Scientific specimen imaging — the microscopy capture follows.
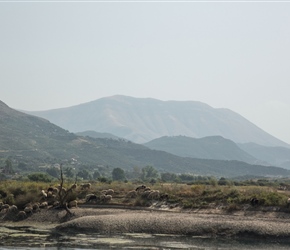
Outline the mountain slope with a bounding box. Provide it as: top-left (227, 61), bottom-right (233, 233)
top-left (238, 143), bottom-right (290, 169)
top-left (1, 100), bottom-right (290, 177)
top-left (144, 135), bottom-right (259, 164)
top-left (26, 95), bottom-right (289, 147)
top-left (76, 130), bottom-right (120, 140)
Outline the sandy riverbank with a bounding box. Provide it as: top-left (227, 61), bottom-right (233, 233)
top-left (2, 206), bottom-right (290, 241)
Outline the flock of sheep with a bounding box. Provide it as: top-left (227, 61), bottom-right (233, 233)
top-left (0, 183), bottom-right (167, 221)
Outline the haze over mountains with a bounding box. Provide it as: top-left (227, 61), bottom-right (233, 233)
top-left (144, 136), bottom-right (258, 164)
top-left (1, 99), bottom-right (290, 177)
top-left (26, 95), bottom-right (289, 147)
top-left (144, 135), bottom-right (290, 169)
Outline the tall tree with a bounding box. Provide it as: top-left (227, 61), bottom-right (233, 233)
top-left (112, 167), bottom-right (125, 181)
top-left (64, 167), bottom-right (75, 178)
top-left (141, 165), bottom-right (159, 181)
top-left (3, 159), bottom-right (14, 174)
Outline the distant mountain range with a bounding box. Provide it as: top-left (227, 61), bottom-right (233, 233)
top-left (237, 143), bottom-right (290, 169)
top-left (144, 135), bottom-right (290, 169)
top-left (1, 99), bottom-right (289, 177)
top-left (144, 136), bottom-right (258, 164)
top-left (26, 95), bottom-right (289, 147)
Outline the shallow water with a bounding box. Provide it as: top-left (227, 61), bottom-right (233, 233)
top-left (1, 226), bottom-right (290, 249)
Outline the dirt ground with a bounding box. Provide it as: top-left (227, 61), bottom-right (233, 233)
top-left (2, 204), bottom-right (290, 240)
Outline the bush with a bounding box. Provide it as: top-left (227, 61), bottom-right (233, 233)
top-left (27, 173), bottom-right (52, 182)
top-left (260, 192), bottom-right (287, 206)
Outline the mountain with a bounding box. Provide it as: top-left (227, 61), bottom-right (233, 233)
top-left (26, 95), bottom-right (289, 147)
top-left (1, 100), bottom-right (290, 178)
top-left (238, 143), bottom-right (290, 170)
top-left (144, 135), bottom-right (259, 164)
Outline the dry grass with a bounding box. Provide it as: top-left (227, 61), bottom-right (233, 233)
top-left (1, 180), bottom-right (290, 211)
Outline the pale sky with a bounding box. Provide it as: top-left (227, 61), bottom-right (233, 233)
top-left (1, 1), bottom-right (290, 144)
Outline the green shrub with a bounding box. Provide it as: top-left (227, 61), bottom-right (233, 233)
top-left (27, 173), bottom-right (52, 182)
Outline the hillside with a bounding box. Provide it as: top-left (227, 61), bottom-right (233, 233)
top-left (238, 143), bottom-right (290, 169)
top-left (144, 135), bottom-right (259, 164)
top-left (76, 130), bottom-right (120, 140)
top-left (1, 100), bottom-right (290, 177)
top-left (26, 95), bottom-right (289, 147)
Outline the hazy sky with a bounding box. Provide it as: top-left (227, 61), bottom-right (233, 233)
top-left (1, 1), bottom-right (290, 144)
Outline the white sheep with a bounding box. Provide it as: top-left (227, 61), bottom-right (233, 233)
top-left (126, 190), bottom-right (137, 198)
top-left (41, 189), bottom-right (48, 198)
top-left (100, 194), bottom-right (112, 202)
top-left (141, 190), bottom-right (152, 198)
top-left (39, 201), bottom-right (48, 208)
top-left (53, 201), bottom-right (60, 207)
top-left (52, 187), bottom-right (59, 194)
top-left (80, 183), bottom-right (91, 190)
top-left (102, 189), bottom-right (114, 196)
top-left (148, 190), bottom-right (160, 200)
top-left (47, 191), bottom-right (53, 198)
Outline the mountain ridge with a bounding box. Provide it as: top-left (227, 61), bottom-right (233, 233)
top-left (25, 95), bottom-right (289, 147)
top-left (144, 135), bottom-right (259, 164)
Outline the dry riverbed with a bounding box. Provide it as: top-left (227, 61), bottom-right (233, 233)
top-left (2, 205), bottom-right (290, 241)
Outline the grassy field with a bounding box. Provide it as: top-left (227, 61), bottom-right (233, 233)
top-left (1, 179), bottom-right (290, 212)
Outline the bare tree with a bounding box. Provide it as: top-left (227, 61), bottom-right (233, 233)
top-left (57, 164), bottom-right (77, 215)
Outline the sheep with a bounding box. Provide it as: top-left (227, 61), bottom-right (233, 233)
top-left (24, 206), bottom-right (33, 214)
top-left (70, 183), bottom-right (77, 189)
top-left (47, 191), bottom-right (53, 198)
top-left (39, 201), bottom-right (48, 208)
top-left (126, 190), bottom-right (137, 198)
top-left (1, 204), bottom-right (10, 212)
top-left (86, 193), bottom-right (98, 203)
top-left (100, 194), bottom-right (112, 202)
top-left (32, 203), bottom-right (40, 212)
top-left (136, 185), bottom-right (146, 192)
top-left (52, 187), bottom-right (59, 194)
top-left (8, 205), bottom-right (18, 213)
top-left (141, 190), bottom-right (152, 198)
top-left (148, 190), bottom-right (160, 200)
top-left (41, 189), bottom-right (48, 199)
top-left (80, 183), bottom-right (91, 190)
top-left (101, 189), bottom-right (114, 196)
top-left (68, 200), bottom-right (78, 208)
top-left (17, 211), bottom-right (27, 220)
top-left (53, 201), bottom-right (60, 207)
